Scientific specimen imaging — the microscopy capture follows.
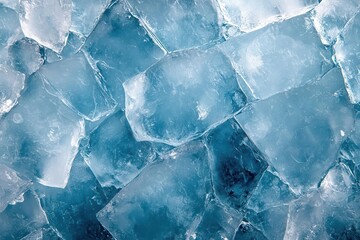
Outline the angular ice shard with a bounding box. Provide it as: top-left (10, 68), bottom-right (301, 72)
top-left (334, 12), bottom-right (360, 104)
top-left (285, 177), bottom-right (360, 240)
top-left (19, 0), bottom-right (72, 53)
top-left (83, 110), bottom-right (156, 188)
top-left (97, 141), bottom-right (211, 239)
top-left (234, 221), bottom-right (267, 240)
top-left (339, 116), bottom-right (360, 167)
top-left (0, 190), bottom-right (48, 240)
top-left (0, 164), bottom-right (31, 213)
top-left (205, 119), bottom-right (267, 209)
top-left (219, 13), bottom-right (333, 100)
top-left (8, 38), bottom-right (44, 76)
top-left (218, 0), bottom-right (319, 32)
top-left (21, 227), bottom-right (63, 240)
top-left (38, 52), bottom-right (115, 121)
top-left (36, 156), bottom-right (115, 239)
top-left (0, 5), bottom-right (23, 51)
top-left (187, 199), bottom-right (242, 240)
top-left (71, 0), bottom-right (110, 37)
top-left (246, 170), bottom-right (297, 212)
top-left (236, 68), bottom-right (355, 193)
top-left (0, 76), bottom-right (85, 188)
top-left (0, 0), bottom-right (19, 10)
top-left (312, 0), bottom-right (360, 45)
top-left (246, 205), bottom-right (289, 240)
top-left (124, 48), bottom-right (246, 146)
top-left (127, 0), bottom-right (222, 51)
top-left (0, 65), bottom-right (25, 116)
top-left (84, 0), bottom-right (165, 106)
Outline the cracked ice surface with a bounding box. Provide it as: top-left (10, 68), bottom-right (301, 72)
top-left (1, 0), bottom-right (360, 239)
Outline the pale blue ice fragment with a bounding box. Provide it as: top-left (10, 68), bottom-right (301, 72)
top-left (234, 221), bottom-right (268, 240)
top-left (124, 48), bottom-right (246, 146)
top-left (312, 0), bottom-right (360, 45)
top-left (334, 12), bottom-right (360, 104)
top-left (0, 164), bottom-right (31, 213)
top-left (285, 166), bottom-right (360, 240)
top-left (205, 119), bottom-right (267, 209)
top-left (246, 169), bottom-right (297, 212)
top-left (0, 5), bottom-right (23, 53)
top-left (70, 0), bottom-right (111, 37)
top-left (84, 0), bottom-right (165, 107)
top-left (21, 227), bottom-right (64, 240)
top-left (246, 205), bottom-right (289, 240)
top-left (219, 13), bottom-right (333, 100)
top-left (8, 37), bottom-right (44, 76)
top-left (187, 199), bottom-right (242, 240)
top-left (36, 156), bottom-right (115, 240)
top-left (0, 0), bottom-right (19, 11)
top-left (19, 0), bottom-right (72, 53)
top-left (339, 115), bottom-right (360, 168)
top-left (236, 68), bottom-right (355, 193)
top-left (38, 52), bottom-right (116, 121)
top-left (97, 141), bottom-right (211, 240)
top-left (127, 0), bottom-right (222, 51)
top-left (218, 0), bottom-right (319, 33)
top-left (0, 190), bottom-right (48, 240)
top-left (0, 76), bottom-right (85, 188)
top-left (0, 64), bottom-right (25, 116)
top-left (83, 110), bottom-right (156, 188)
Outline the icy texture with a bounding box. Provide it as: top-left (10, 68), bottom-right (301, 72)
top-left (0, 76), bottom-right (85, 188)
top-left (84, 0), bottom-right (165, 106)
top-left (21, 227), bottom-right (63, 240)
top-left (19, 0), bottom-right (72, 53)
top-left (285, 164), bottom-right (360, 239)
top-left (97, 141), bottom-right (211, 239)
top-left (205, 119), bottom-right (267, 209)
top-left (188, 199), bottom-right (242, 240)
top-left (0, 65), bottom-right (25, 115)
top-left (246, 170), bottom-right (296, 212)
top-left (0, 190), bottom-right (48, 240)
top-left (71, 0), bottom-right (110, 37)
top-left (8, 38), bottom-right (44, 76)
top-left (38, 52), bottom-right (115, 121)
top-left (127, 0), bottom-right (222, 51)
top-left (0, 164), bottom-right (31, 213)
top-left (312, 0), bottom-right (360, 45)
top-left (83, 110), bottom-right (156, 188)
top-left (219, 13), bottom-right (333, 100)
top-left (334, 12), bottom-right (360, 104)
top-left (234, 221), bottom-right (267, 240)
top-left (36, 156), bottom-right (115, 239)
top-left (246, 205), bottom-right (289, 240)
top-left (0, 0), bottom-right (19, 10)
top-left (124, 48), bottom-right (246, 146)
top-left (0, 5), bottom-right (22, 52)
top-left (236, 68), bottom-right (355, 193)
top-left (218, 0), bottom-right (319, 32)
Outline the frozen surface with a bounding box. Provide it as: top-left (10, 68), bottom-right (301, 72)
top-left (220, 13), bottom-right (333, 100)
top-left (127, 0), bottom-right (222, 51)
top-left (205, 119), bottom-right (267, 209)
top-left (0, 65), bottom-right (25, 116)
top-left (124, 48), bottom-right (246, 146)
top-left (0, 5), bottom-right (23, 52)
top-left (0, 190), bottom-right (48, 240)
top-left (84, 0), bottom-right (165, 106)
top-left (8, 37), bottom-right (44, 76)
top-left (234, 221), bottom-right (268, 240)
top-left (187, 199), bottom-right (242, 240)
top-left (97, 141), bottom-right (211, 239)
top-left (0, 76), bottom-right (85, 188)
top-left (19, 0), bottom-right (72, 53)
top-left (246, 169), bottom-right (296, 212)
top-left (334, 12), bottom-right (360, 104)
top-left (83, 110), bottom-right (156, 188)
top-left (218, 0), bottom-right (319, 32)
top-left (71, 0), bottom-right (110, 37)
top-left (0, 164), bottom-right (31, 213)
top-left (38, 52), bottom-right (115, 121)
top-left (312, 0), bottom-right (360, 45)
top-left (36, 156), bottom-right (115, 239)
top-left (236, 68), bottom-right (355, 193)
